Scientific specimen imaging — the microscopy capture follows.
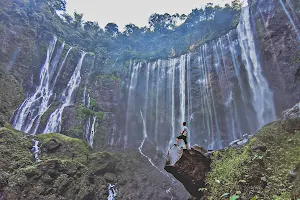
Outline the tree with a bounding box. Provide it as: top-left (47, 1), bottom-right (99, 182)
top-left (124, 23), bottom-right (140, 36)
top-left (73, 11), bottom-right (83, 29)
top-left (62, 12), bottom-right (73, 24)
top-left (205, 3), bottom-right (215, 20)
top-left (53, 0), bottom-right (66, 11)
top-left (148, 13), bottom-right (175, 32)
top-left (105, 23), bottom-right (119, 36)
top-left (84, 21), bottom-right (100, 32)
top-left (232, 0), bottom-right (242, 10)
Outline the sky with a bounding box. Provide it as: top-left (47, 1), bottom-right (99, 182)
top-left (66, 0), bottom-right (234, 30)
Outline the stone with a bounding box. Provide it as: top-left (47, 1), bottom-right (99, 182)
top-left (164, 146), bottom-right (211, 199)
top-left (282, 102), bottom-right (300, 120)
top-left (251, 145), bottom-right (267, 152)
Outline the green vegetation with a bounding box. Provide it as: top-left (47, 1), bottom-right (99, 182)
top-left (40, 103), bottom-right (59, 125)
top-left (0, 127), bottom-right (32, 171)
top-left (35, 133), bottom-right (90, 163)
top-left (206, 119), bottom-right (300, 199)
top-left (2, 0), bottom-right (243, 66)
top-left (0, 125), bottom-right (166, 200)
top-left (96, 74), bottom-right (121, 81)
top-left (75, 104), bottom-right (104, 120)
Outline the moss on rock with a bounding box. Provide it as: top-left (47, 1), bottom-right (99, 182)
top-left (205, 119), bottom-right (300, 199)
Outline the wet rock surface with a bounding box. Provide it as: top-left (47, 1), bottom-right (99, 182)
top-left (282, 101), bottom-right (300, 120)
top-left (165, 146), bottom-right (211, 199)
top-left (0, 128), bottom-right (190, 200)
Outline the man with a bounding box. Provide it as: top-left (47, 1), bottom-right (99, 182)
top-left (175, 122), bottom-right (189, 149)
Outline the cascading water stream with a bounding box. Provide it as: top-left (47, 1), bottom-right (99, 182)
top-left (168, 60), bottom-right (176, 148)
top-left (237, 7), bottom-right (276, 129)
top-left (89, 116), bottom-right (97, 148)
top-left (179, 55), bottom-right (186, 129)
top-left (44, 52), bottom-right (86, 133)
top-left (83, 86), bottom-right (91, 108)
top-left (12, 37), bottom-right (72, 134)
top-left (277, 0), bottom-right (300, 42)
top-left (154, 60), bottom-right (161, 147)
top-left (124, 62), bottom-right (140, 148)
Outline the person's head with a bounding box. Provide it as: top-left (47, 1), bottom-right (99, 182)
top-left (183, 122), bottom-right (186, 126)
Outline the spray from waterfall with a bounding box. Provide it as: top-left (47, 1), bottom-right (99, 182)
top-left (44, 52), bottom-right (86, 133)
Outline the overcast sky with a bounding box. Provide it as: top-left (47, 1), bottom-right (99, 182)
top-left (66, 0), bottom-right (234, 30)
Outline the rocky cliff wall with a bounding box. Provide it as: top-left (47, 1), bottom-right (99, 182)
top-left (251, 0), bottom-right (300, 114)
top-left (1, 0), bottom-right (300, 152)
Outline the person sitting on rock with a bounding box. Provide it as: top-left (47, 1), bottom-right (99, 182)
top-left (174, 122), bottom-right (189, 149)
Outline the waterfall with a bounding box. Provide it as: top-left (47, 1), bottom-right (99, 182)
top-left (237, 7), bottom-right (276, 130)
top-left (123, 6), bottom-right (276, 151)
top-left (278, 0), bottom-right (300, 42)
top-left (83, 86), bottom-right (91, 108)
top-left (168, 59), bottom-right (176, 148)
top-left (89, 116), bottom-right (97, 148)
top-left (186, 53), bottom-right (192, 149)
top-left (44, 52), bottom-right (86, 133)
top-left (154, 61), bottom-right (161, 147)
top-left (31, 139), bottom-right (41, 162)
top-left (179, 55), bottom-right (186, 128)
top-left (12, 37), bottom-right (72, 134)
top-left (124, 62), bottom-right (140, 148)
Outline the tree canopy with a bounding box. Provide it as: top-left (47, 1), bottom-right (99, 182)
top-left (9, 0), bottom-right (243, 62)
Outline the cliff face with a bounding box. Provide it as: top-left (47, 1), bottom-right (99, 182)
top-left (1, 0), bottom-right (299, 153)
top-left (251, 0), bottom-right (300, 114)
top-left (0, 0), bottom-right (300, 199)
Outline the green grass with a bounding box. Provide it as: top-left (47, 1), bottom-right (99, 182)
top-left (206, 120), bottom-right (300, 199)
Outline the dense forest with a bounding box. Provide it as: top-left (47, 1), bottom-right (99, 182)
top-left (1, 0), bottom-right (242, 62)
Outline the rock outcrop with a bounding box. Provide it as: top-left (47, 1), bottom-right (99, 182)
top-left (282, 101), bottom-right (300, 119)
top-left (165, 146), bottom-right (211, 199)
top-left (0, 127), bottom-right (190, 200)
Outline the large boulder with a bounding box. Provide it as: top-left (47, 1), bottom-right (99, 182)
top-left (282, 102), bottom-right (300, 120)
top-left (164, 146), bottom-right (211, 199)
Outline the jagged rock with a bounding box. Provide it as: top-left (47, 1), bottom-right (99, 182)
top-left (164, 146), bottom-right (211, 199)
top-left (282, 102), bottom-right (300, 120)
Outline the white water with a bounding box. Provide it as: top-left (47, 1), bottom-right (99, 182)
top-left (124, 62), bottom-right (139, 148)
top-left (12, 37), bottom-right (72, 134)
top-left (237, 7), bottom-right (276, 129)
top-left (44, 52), bottom-right (86, 133)
top-left (83, 86), bottom-right (91, 108)
top-left (179, 55), bottom-right (186, 130)
top-left (154, 61), bottom-right (161, 146)
top-left (107, 183), bottom-right (117, 200)
top-left (32, 139), bottom-right (41, 162)
top-left (168, 59), bottom-right (176, 148)
top-left (186, 53), bottom-right (192, 149)
top-left (278, 0), bottom-right (300, 41)
top-left (89, 116), bottom-right (97, 148)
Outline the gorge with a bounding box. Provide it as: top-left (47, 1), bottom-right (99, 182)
top-left (0, 0), bottom-right (300, 199)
